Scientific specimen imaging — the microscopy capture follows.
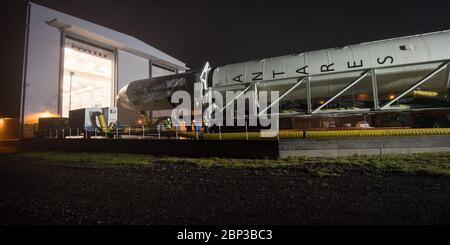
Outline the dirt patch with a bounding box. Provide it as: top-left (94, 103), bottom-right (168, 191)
top-left (0, 158), bottom-right (449, 225)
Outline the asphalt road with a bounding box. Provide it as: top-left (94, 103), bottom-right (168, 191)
top-left (0, 157), bottom-right (449, 225)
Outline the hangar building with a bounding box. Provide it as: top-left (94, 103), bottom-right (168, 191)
top-left (21, 2), bottom-right (187, 137)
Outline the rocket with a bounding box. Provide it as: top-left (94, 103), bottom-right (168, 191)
top-left (117, 30), bottom-right (450, 118)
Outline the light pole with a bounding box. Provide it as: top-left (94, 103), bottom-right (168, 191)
top-left (69, 71), bottom-right (75, 113)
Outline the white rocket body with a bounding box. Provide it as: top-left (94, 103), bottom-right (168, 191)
top-left (118, 30), bottom-right (450, 114)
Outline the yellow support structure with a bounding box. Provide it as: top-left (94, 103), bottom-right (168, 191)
top-left (95, 113), bottom-right (116, 133)
top-left (97, 114), bottom-right (108, 133)
top-left (178, 128), bottom-right (450, 140)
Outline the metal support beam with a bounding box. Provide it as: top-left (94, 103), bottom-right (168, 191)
top-left (258, 77), bottom-right (307, 116)
top-left (57, 31), bottom-right (66, 116)
top-left (20, 3), bottom-right (31, 139)
top-left (371, 69), bottom-right (379, 110)
top-left (219, 84), bottom-right (253, 113)
top-left (380, 62), bottom-right (449, 110)
top-left (312, 70), bottom-right (371, 114)
top-left (445, 66), bottom-right (450, 98)
top-left (149, 59), bottom-right (153, 78)
top-left (254, 82), bottom-right (259, 110)
top-left (306, 77), bottom-right (312, 114)
top-left (253, 82), bottom-right (259, 121)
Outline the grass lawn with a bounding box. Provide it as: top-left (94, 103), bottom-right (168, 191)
top-left (7, 150), bottom-right (450, 177)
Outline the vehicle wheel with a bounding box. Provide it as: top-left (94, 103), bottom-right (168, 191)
top-left (432, 121), bottom-right (447, 128)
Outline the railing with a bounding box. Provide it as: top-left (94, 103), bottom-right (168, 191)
top-left (36, 126), bottom-right (450, 140)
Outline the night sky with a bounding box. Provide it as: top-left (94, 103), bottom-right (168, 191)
top-left (2, 0), bottom-right (450, 117)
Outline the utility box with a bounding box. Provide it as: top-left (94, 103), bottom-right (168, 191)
top-left (68, 109), bottom-right (85, 130)
top-left (38, 117), bottom-right (69, 131)
top-left (37, 117), bottom-right (69, 138)
top-left (69, 107), bottom-right (117, 131)
top-left (69, 107), bottom-right (102, 131)
top-left (102, 107), bottom-right (118, 126)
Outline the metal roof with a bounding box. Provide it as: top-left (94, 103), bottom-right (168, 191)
top-left (30, 2), bottom-right (188, 71)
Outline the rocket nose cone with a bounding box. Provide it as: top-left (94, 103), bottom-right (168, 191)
top-left (116, 84), bottom-right (129, 105)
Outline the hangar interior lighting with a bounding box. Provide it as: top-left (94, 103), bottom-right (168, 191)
top-left (61, 38), bottom-right (114, 117)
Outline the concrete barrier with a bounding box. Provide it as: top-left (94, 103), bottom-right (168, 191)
top-left (20, 135), bottom-right (450, 159)
top-left (279, 135), bottom-right (450, 158)
top-left (21, 138), bottom-right (279, 159)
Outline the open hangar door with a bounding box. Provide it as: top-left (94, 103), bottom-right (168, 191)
top-left (61, 37), bottom-right (115, 118)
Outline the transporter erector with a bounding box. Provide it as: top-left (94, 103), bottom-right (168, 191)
top-left (117, 30), bottom-right (450, 129)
